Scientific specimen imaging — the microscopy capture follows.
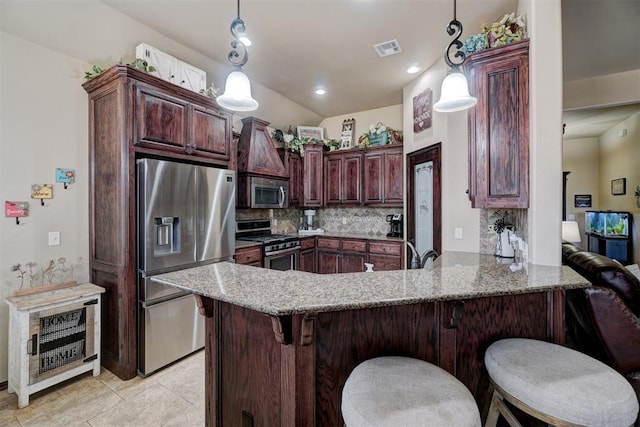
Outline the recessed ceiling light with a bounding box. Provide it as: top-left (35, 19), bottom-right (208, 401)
top-left (407, 65), bottom-right (421, 74)
top-left (315, 88), bottom-right (326, 95)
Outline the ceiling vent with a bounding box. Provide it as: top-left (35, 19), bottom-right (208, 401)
top-left (373, 39), bottom-right (402, 58)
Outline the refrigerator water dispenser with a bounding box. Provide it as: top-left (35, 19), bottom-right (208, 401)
top-left (154, 217), bottom-right (181, 255)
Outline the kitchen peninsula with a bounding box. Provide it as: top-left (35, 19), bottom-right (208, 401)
top-left (152, 252), bottom-right (589, 426)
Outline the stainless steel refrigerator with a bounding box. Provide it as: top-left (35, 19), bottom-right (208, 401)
top-left (137, 158), bottom-right (235, 376)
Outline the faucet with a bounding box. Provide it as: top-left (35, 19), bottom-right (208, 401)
top-left (406, 241), bottom-right (439, 269)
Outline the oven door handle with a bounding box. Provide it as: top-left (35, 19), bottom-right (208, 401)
top-left (278, 186), bottom-right (285, 208)
top-left (265, 247), bottom-right (300, 257)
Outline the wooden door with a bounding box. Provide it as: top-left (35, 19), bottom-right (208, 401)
top-left (303, 145), bottom-right (324, 207)
top-left (134, 84), bottom-right (188, 152)
top-left (340, 252), bottom-right (367, 273)
top-left (299, 249), bottom-right (315, 273)
top-left (382, 147), bottom-right (403, 206)
top-left (466, 40), bottom-right (529, 208)
top-left (342, 153), bottom-right (362, 205)
top-left (324, 155), bottom-right (343, 205)
top-left (283, 151), bottom-right (302, 206)
top-left (190, 105), bottom-right (231, 161)
top-left (317, 251), bottom-right (340, 274)
top-left (406, 144), bottom-right (442, 267)
top-left (363, 151), bottom-right (384, 204)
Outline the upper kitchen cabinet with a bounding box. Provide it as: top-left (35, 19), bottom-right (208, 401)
top-left (82, 65), bottom-right (233, 381)
top-left (325, 150), bottom-right (362, 206)
top-left (136, 43), bottom-right (207, 93)
top-left (363, 145), bottom-right (403, 207)
top-left (134, 82), bottom-right (232, 163)
top-left (466, 40), bottom-right (529, 209)
top-left (279, 143), bottom-right (324, 207)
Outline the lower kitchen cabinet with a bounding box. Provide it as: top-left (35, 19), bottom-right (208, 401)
top-left (368, 241), bottom-right (403, 271)
top-left (235, 245), bottom-right (262, 267)
top-left (299, 237), bottom-right (316, 273)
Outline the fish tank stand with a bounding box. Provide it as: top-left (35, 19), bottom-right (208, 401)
top-left (585, 210), bottom-right (633, 264)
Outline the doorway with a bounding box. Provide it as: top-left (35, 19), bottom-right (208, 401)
top-left (406, 144), bottom-right (442, 266)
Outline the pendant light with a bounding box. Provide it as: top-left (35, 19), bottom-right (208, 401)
top-left (433, 0), bottom-right (477, 113)
top-left (216, 0), bottom-right (259, 112)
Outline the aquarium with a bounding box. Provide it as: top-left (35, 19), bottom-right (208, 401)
top-left (585, 211), bottom-right (629, 237)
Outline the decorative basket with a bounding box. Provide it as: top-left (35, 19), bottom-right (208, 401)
top-left (368, 131), bottom-right (389, 146)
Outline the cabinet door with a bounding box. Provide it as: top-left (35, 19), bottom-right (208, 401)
top-left (299, 249), bottom-right (316, 273)
top-left (177, 61), bottom-right (207, 93)
top-left (135, 84), bottom-right (188, 152)
top-left (190, 105), bottom-right (231, 161)
top-left (363, 152), bottom-right (384, 204)
top-left (317, 251), bottom-right (340, 274)
top-left (382, 148), bottom-right (403, 206)
top-left (467, 41), bottom-right (529, 208)
top-left (324, 156), bottom-right (343, 205)
top-left (284, 152), bottom-right (302, 206)
top-left (340, 252), bottom-right (367, 273)
top-left (342, 153), bottom-right (362, 205)
top-left (303, 145), bottom-right (324, 207)
top-left (235, 246), bottom-right (262, 266)
top-left (136, 44), bottom-right (178, 84)
top-left (368, 254), bottom-right (402, 271)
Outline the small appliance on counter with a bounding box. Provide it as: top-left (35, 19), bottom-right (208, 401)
top-left (298, 209), bottom-right (324, 235)
top-left (386, 214), bottom-right (403, 238)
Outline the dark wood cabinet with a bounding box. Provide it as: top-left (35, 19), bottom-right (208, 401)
top-left (278, 144), bottom-right (324, 207)
top-left (279, 150), bottom-right (302, 206)
top-left (368, 241), bottom-right (403, 271)
top-left (134, 82), bottom-right (231, 162)
top-left (466, 40), bottom-right (529, 208)
top-left (363, 145), bottom-right (403, 207)
top-left (325, 150), bottom-right (362, 206)
top-left (299, 237), bottom-right (316, 273)
top-left (235, 245), bottom-right (263, 267)
top-left (315, 237), bottom-right (401, 274)
top-left (302, 144), bottom-right (324, 207)
top-left (82, 65), bottom-right (232, 380)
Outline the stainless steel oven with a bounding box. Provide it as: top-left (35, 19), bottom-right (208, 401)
top-left (237, 219), bottom-right (300, 271)
top-left (263, 243), bottom-right (300, 271)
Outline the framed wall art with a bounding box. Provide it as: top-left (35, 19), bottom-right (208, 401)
top-left (297, 126), bottom-right (324, 140)
top-left (574, 194), bottom-right (592, 208)
top-left (340, 118), bottom-right (355, 149)
top-left (413, 88), bottom-right (432, 133)
top-left (611, 178), bottom-right (626, 195)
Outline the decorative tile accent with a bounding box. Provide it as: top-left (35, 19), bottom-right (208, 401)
top-left (480, 209), bottom-right (528, 255)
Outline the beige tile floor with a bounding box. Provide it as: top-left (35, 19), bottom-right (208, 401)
top-left (0, 350), bottom-right (205, 426)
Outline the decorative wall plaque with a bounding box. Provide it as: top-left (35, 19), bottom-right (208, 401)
top-left (413, 88), bottom-right (432, 133)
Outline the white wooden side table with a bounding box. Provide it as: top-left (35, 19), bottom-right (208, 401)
top-left (5, 283), bottom-right (105, 408)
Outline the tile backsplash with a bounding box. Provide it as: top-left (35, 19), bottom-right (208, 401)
top-left (480, 209), bottom-right (528, 255)
top-left (237, 207), bottom-right (402, 236)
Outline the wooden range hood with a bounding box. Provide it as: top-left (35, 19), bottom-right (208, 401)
top-left (236, 116), bottom-right (288, 179)
top-left (236, 116), bottom-right (289, 208)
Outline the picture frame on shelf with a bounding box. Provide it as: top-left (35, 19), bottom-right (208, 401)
top-left (297, 126), bottom-right (324, 140)
top-left (611, 178), bottom-right (626, 195)
top-left (340, 118), bottom-right (355, 149)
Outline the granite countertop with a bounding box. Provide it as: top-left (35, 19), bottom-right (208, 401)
top-left (151, 251), bottom-right (589, 316)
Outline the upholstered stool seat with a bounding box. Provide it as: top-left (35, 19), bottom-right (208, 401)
top-left (485, 338), bottom-right (639, 427)
top-left (341, 356), bottom-right (481, 427)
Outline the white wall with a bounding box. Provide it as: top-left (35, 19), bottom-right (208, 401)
top-left (564, 70), bottom-right (640, 110)
top-left (599, 112), bottom-right (640, 211)
top-left (319, 105), bottom-right (402, 142)
top-left (563, 136), bottom-right (600, 248)
top-left (520, 0), bottom-right (564, 265)
top-left (0, 32), bottom-right (91, 383)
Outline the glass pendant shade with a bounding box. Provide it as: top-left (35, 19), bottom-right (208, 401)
top-left (433, 71), bottom-right (477, 112)
top-left (217, 70), bottom-right (259, 112)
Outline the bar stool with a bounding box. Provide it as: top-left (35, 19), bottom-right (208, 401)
top-left (484, 338), bottom-right (639, 427)
top-left (341, 356), bottom-right (481, 426)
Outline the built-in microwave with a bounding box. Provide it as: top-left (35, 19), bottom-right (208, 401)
top-left (250, 177), bottom-right (289, 209)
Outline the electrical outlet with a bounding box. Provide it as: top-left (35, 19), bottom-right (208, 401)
top-left (487, 225), bottom-right (494, 233)
top-left (48, 231), bottom-right (61, 246)
top-left (454, 227), bottom-right (463, 239)
top-left (342, 217), bottom-right (347, 225)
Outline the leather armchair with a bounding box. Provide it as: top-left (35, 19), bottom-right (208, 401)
top-left (563, 243), bottom-right (640, 423)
